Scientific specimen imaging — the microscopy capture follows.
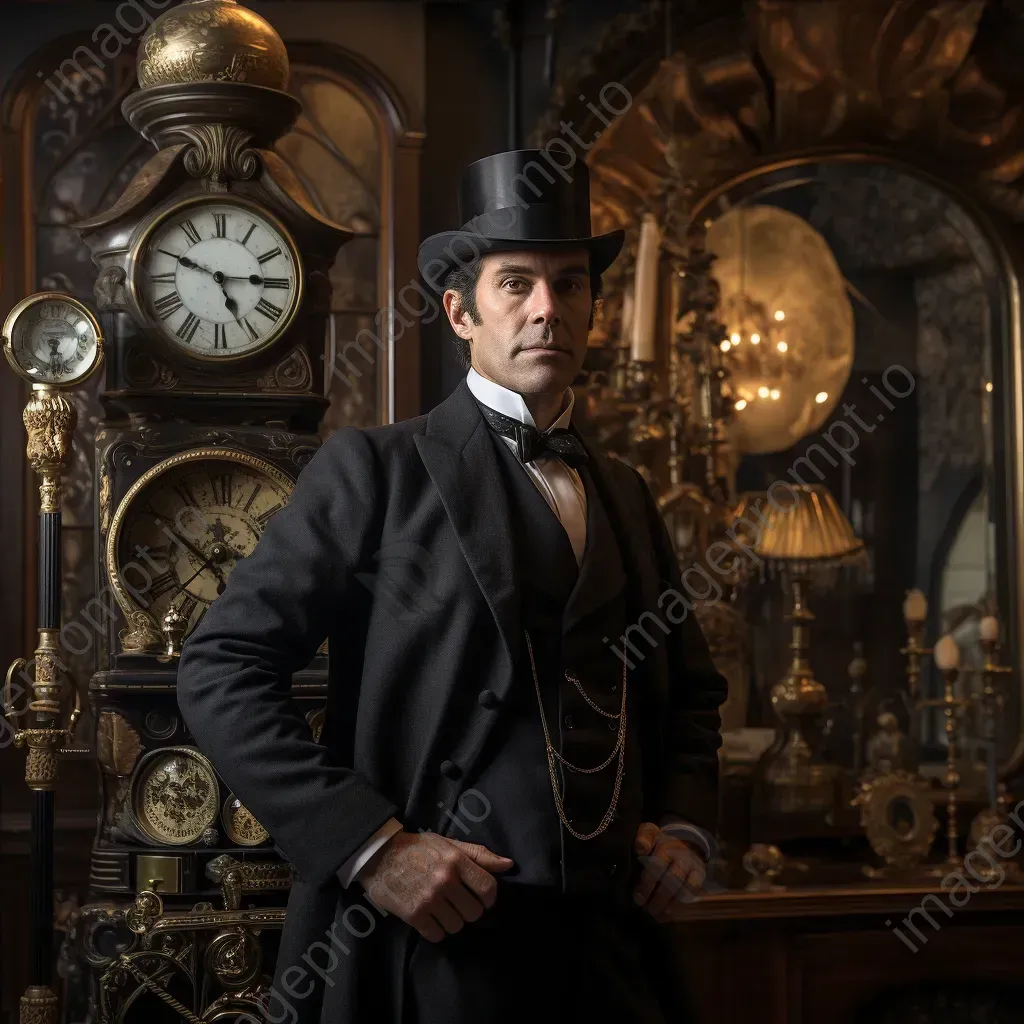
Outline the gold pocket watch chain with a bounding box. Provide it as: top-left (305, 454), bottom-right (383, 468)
top-left (523, 629), bottom-right (628, 841)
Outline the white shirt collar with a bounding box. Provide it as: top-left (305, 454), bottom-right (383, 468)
top-left (466, 367), bottom-right (574, 431)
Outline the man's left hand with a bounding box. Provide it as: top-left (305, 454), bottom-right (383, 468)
top-left (632, 821), bottom-right (705, 922)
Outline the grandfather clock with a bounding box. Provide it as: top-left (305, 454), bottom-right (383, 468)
top-left (61, 3), bottom-right (351, 1019)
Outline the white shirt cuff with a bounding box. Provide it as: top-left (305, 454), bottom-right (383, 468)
top-left (336, 817), bottom-right (404, 888)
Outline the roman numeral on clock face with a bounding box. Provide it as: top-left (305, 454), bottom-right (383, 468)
top-left (213, 213), bottom-right (227, 238)
top-left (213, 323), bottom-right (228, 349)
top-left (257, 247), bottom-right (282, 264)
top-left (211, 472), bottom-right (232, 506)
top-left (240, 317), bottom-right (260, 342)
top-left (254, 297), bottom-right (283, 321)
top-left (262, 278), bottom-right (290, 289)
top-left (241, 222), bottom-right (257, 245)
top-left (154, 291), bottom-right (183, 319)
top-left (255, 503), bottom-right (283, 527)
top-left (148, 571), bottom-right (179, 601)
top-left (150, 272), bottom-right (175, 283)
top-left (176, 312), bottom-right (201, 344)
top-left (181, 219), bottom-right (202, 245)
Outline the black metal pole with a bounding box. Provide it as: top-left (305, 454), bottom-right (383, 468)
top-left (29, 507), bottom-right (62, 989)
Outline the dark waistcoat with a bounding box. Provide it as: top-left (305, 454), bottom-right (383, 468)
top-left (459, 431), bottom-right (645, 905)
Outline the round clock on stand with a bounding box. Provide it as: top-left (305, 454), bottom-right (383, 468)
top-left (1, 291), bottom-right (103, 1024)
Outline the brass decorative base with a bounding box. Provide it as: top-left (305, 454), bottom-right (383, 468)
top-left (20, 986), bottom-right (58, 1024)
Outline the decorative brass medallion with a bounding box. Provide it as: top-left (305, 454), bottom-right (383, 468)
top-left (2, 291), bottom-right (103, 387)
top-left (852, 769), bottom-right (938, 873)
top-left (221, 793), bottom-right (269, 846)
top-left (129, 746), bottom-right (220, 845)
top-left (127, 194), bottom-right (304, 364)
top-left (106, 448), bottom-right (294, 654)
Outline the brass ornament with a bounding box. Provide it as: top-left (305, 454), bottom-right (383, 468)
top-left (852, 769), bottom-right (939, 874)
top-left (22, 390), bottom-right (75, 513)
top-left (206, 853), bottom-right (294, 894)
top-left (179, 123), bottom-right (259, 183)
top-left (137, 0), bottom-right (290, 92)
top-left (128, 746), bottom-right (220, 846)
top-left (221, 793), bottom-right (269, 846)
top-left (19, 985), bottom-right (58, 1024)
top-left (125, 889), bottom-right (165, 935)
top-left (17, 732), bottom-right (59, 791)
top-left (97, 712), bottom-right (143, 777)
top-left (255, 347), bottom-right (314, 392)
top-left (205, 928), bottom-right (262, 989)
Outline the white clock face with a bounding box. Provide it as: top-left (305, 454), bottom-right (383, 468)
top-left (136, 202), bottom-right (300, 358)
top-left (4, 295), bottom-right (101, 385)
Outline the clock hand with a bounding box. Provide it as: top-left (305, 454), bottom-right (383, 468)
top-left (165, 528), bottom-right (226, 582)
top-left (177, 255), bottom-right (214, 275)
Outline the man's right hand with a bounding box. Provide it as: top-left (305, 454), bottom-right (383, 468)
top-left (355, 830), bottom-right (514, 942)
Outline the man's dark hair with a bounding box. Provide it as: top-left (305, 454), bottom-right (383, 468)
top-left (443, 255), bottom-right (605, 368)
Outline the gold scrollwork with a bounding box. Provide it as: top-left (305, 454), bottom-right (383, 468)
top-left (255, 347), bottom-right (313, 392)
top-left (23, 390), bottom-right (75, 513)
top-left (97, 712), bottom-right (143, 777)
top-left (852, 769), bottom-right (939, 874)
top-left (179, 123), bottom-right (260, 182)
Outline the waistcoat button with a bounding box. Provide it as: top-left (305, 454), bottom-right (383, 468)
top-left (439, 759), bottom-right (462, 780)
top-left (478, 689), bottom-right (501, 709)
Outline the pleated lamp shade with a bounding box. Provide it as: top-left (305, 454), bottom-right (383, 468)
top-left (750, 484), bottom-right (864, 574)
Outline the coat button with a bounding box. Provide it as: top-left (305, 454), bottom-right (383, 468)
top-left (439, 759), bottom-right (462, 780)
top-left (563, 714), bottom-right (574, 729)
top-left (478, 689), bottom-right (500, 709)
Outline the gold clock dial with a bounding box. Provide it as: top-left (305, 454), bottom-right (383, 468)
top-left (222, 793), bottom-right (270, 846)
top-left (132, 197), bottom-right (302, 360)
top-left (3, 291), bottom-right (102, 386)
top-left (108, 449), bottom-right (294, 647)
top-left (130, 746), bottom-right (220, 846)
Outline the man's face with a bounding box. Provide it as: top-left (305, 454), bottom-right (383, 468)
top-left (444, 249), bottom-right (593, 396)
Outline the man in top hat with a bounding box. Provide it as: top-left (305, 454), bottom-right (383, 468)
top-left (176, 149), bottom-right (726, 1024)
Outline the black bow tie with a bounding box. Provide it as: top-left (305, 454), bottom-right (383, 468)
top-left (476, 402), bottom-right (589, 469)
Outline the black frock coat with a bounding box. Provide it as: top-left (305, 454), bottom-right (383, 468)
top-left (175, 378), bottom-right (726, 1024)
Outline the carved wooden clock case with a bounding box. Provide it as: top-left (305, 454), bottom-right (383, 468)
top-left (78, 77), bottom-right (350, 901)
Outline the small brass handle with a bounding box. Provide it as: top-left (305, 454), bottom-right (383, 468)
top-left (3, 658), bottom-right (28, 726)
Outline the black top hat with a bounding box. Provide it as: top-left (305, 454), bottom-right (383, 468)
top-left (417, 149), bottom-right (624, 293)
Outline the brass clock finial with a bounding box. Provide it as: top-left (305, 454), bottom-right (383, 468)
top-left (137, 0), bottom-right (289, 91)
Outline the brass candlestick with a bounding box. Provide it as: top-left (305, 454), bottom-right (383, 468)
top-left (977, 615), bottom-right (1012, 809)
top-left (900, 588), bottom-right (932, 700)
top-left (919, 635), bottom-right (971, 868)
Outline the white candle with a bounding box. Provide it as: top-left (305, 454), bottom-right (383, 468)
top-left (980, 616), bottom-right (1000, 642)
top-left (933, 634), bottom-right (960, 671)
top-left (631, 213), bottom-right (661, 362)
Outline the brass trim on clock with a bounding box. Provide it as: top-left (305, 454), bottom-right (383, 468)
top-left (124, 192), bottom-right (305, 366)
top-left (128, 744), bottom-right (221, 846)
top-left (2, 290), bottom-right (104, 388)
top-left (105, 447), bottom-right (295, 653)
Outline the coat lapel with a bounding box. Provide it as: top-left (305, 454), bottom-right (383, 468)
top-left (414, 380), bottom-right (521, 693)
